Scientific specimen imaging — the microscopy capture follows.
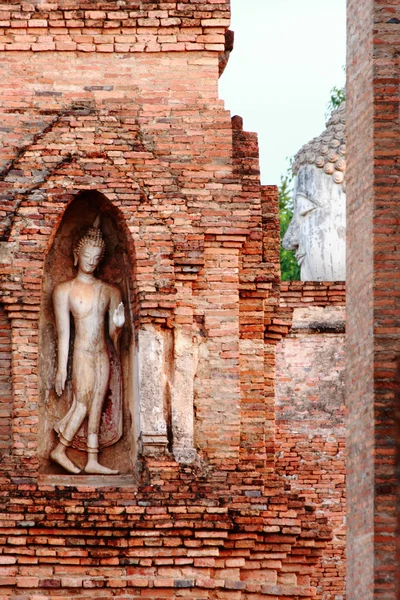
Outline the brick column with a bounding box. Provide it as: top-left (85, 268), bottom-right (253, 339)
top-left (347, 0), bottom-right (400, 597)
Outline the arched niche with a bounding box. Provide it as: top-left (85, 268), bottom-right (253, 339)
top-left (38, 191), bottom-right (137, 474)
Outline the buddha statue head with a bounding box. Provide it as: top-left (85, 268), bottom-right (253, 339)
top-left (282, 103), bottom-right (346, 281)
top-left (73, 216), bottom-right (106, 270)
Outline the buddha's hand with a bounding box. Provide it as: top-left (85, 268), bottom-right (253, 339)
top-left (55, 368), bottom-right (67, 397)
top-left (113, 302), bottom-right (125, 328)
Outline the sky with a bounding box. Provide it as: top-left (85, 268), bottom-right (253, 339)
top-left (219, 0), bottom-right (347, 186)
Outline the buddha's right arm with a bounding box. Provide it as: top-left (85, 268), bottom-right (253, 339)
top-left (53, 284), bottom-right (70, 395)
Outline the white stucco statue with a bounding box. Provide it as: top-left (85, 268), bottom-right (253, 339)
top-left (282, 103), bottom-right (346, 281)
top-left (50, 217), bottom-right (125, 475)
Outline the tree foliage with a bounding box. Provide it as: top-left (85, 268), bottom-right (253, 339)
top-left (325, 70), bottom-right (346, 118)
top-left (325, 85), bottom-right (346, 118)
top-left (279, 173), bottom-right (300, 281)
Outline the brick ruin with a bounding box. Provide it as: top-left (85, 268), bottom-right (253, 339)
top-left (0, 2), bottom-right (347, 598)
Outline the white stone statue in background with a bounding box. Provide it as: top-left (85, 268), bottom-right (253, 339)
top-left (282, 103), bottom-right (346, 281)
top-left (51, 217), bottom-right (125, 475)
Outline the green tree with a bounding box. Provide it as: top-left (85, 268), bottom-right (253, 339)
top-left (325, 85), bottom-right (346, 118)
top-left (326, 69), bottom-right (346, 118)
top-left (279, 173), bottom-right (300, 281)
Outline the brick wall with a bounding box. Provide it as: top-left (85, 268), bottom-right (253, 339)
top-left (347, 0), bottom-right (400, 597)
top-left (275, 283), bottom-right (346, 600)
top-left (346, 0), bottom-right (375, 596)
top-left (265, 282), bottom-right (346, 343)
top-left (0, 2), bottom-right (230, 54)
top-left (0, 306), bottom-right (11, 455)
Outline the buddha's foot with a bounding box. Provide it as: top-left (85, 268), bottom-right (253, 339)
top-left (50, 447), bottom-right (81, 474)
top-left (84, 459), bottom-right (119, 475)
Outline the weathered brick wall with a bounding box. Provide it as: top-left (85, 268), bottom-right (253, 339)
top-left (346, 0), bottom-right (375, 595)
top-left (347, 0), bottom-right (400, 597)
top-left (275, 283), bottom-right (346, 600)
top-left (0, 1), bottom-right (230, 54)
top-left (280, 282), bottom-right (345, 308)
top-left (0, 474), bottom-right (332, 597)
top-left (233, 118), bottom-right (279, 473)
top-left (0, 305), bottom-right (11, 455)
top-left (0, 2), bottom-right (341, 597)
top-left (266, 282), bottom-right (346, 343)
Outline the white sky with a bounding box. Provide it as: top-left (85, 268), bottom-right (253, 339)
top-left (219, 0), bottom-right (346, 185)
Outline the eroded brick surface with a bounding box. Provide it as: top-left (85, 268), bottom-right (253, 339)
top-left (0, 306), bottom-right (11, 455)
top-left (275, 284), bottom-right (346, 600)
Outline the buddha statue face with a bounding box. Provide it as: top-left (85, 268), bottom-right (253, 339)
top-left (77, 243), bottom-right (103, 275)
top-left (282, 164), bottom-right (346, 281)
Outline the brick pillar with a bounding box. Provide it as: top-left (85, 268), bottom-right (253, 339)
top-left (347, 0), bottom-right (399, 597)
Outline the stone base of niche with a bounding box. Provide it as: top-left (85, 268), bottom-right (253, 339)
top-left (38, 474), bottom-right (139, 488)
